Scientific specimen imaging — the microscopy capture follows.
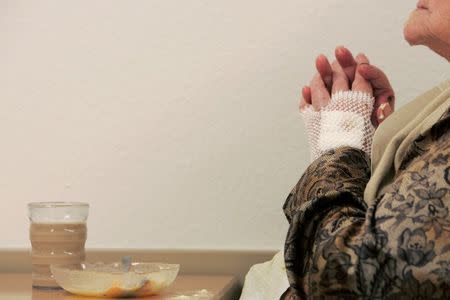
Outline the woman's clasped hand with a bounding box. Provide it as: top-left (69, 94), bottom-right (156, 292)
top-left (300, 46), bottom-right (395, 127)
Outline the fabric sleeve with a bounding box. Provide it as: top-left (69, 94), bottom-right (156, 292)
top-left (281, 107), bottom-right (450, 300)
top-left (281, 146), bottom-right (371, 299)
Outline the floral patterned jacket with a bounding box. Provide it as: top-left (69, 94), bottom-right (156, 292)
top-left (281, 108), bottom-right (450, 299)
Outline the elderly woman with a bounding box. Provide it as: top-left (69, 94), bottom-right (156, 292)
top-left (241, 1), bottom-right (449, 299)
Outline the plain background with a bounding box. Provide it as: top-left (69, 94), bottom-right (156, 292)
top-left (1, 0), bottom-right (449, 250)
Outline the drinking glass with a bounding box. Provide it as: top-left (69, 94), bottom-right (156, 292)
top-left (28, 202), bottom-right (89, 289)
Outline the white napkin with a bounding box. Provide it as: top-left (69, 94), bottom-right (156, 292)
top-left (240, 251), bottom-right (289, 300)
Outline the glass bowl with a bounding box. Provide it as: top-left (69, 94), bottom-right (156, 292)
top-left (50, 262), bottom-right (180, 298)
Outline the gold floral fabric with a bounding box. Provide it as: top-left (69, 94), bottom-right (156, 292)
top-left (281, 109), bottom-right (450, 299)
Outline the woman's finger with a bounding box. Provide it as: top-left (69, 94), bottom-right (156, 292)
top-left (310, 73), bottom-right (330, 110)
top-left (335, 46), bottom-right (357, 83)
top-left (299, 86), bottom-right (312, 110)
top-left (315, 55), bottom-right (333, 92)
top-left (358, 64), bottom-right (395, 126)
top-left (302, 86), bottom-right (312, 104)
top-left (331, 60), bottom-right (349, 94)
top-left (358, 64), bottom-right (395, 108)
top-left (351, 53), bottom-right (373, 94)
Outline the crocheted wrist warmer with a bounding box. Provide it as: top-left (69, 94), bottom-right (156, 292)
top-left (301, 91), bottom-right (375, 161)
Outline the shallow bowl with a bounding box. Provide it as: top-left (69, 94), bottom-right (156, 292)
top-left (51, 262), bottom-right (179, 298)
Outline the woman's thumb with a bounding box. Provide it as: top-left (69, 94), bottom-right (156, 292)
top-left (358, 64), bottom-right (393, 94)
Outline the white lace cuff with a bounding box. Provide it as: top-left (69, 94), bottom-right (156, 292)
top-left (301, 91), bottom-right (375, 161)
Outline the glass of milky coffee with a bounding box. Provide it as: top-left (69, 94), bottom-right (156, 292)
top-left (28, 202), bottom-right (89, 289)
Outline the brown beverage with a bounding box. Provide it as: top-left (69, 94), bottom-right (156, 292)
top-left (30, 222), bottom-right (87, 288)
top-left (28, 202), bottom-right (89, 288)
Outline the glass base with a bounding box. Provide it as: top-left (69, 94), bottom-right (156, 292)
top-left (32, 285), bottom-right (63, 290)
top-left (31, 274), bottom-right (61, 290)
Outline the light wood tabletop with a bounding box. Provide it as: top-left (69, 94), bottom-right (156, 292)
top-left (0, 273), bottom-right (239, 300)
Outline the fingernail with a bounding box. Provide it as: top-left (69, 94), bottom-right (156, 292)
top-left (383, 102), bottom-right (392, 116)
top-left (359, 53), bottom-right (369, 61)
top-left (378, 103), bottom-right (391, 122)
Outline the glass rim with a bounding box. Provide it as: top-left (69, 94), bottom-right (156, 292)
top-left (28, 202), bottom-right (89, 208)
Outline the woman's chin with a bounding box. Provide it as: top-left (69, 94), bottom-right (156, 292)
top-left (403, 14), bottom-right (426, 46)
top-left (404, 26), bottom-right (420, 46)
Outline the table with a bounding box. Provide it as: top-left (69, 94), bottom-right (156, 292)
top-left (0, 274), bottom-right (239, 300)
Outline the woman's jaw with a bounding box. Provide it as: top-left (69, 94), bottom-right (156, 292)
top-left (404, 0), bottom-right (450, 61)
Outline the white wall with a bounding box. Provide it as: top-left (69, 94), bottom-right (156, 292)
top-left (1, 0), bottom-right (448, 250)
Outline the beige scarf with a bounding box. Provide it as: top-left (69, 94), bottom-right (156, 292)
top-left (364, 77), bottom-right (450, 203)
